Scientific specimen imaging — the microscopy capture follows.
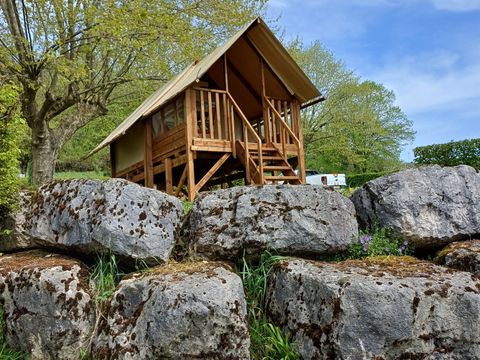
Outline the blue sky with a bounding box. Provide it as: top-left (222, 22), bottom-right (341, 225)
top-left (266, 0), bottom-right (480, 161)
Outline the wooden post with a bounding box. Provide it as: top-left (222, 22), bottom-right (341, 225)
top-left (144, 118), bottom-right (154, 188)
top-left (165, 157), bottom-right (173, 194)
top-left (224, 53), bottom-right (229, 92)
top-left (261, 58), bottom-right (270, 145)
top-left (293, 99), bottom-right (306, 183)
top-left (185, 89), bottom-right (196, 201)
top-left (110, 143), bottom-right (116, 178)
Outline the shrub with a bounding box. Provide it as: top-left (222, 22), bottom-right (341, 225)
top-left (348, 227), bottom-right (412, 259)
top-left (240, 251), bottom-right (300, 360)
top-left (413, 138), bottom-right (480, 169)
top-left (0, 83), bottom-right (25, 220)
top-left (346, 172), bottom-right (390, 188)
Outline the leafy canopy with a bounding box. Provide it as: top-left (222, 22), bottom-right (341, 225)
top-left (288, 40), bottom-right (415, 174)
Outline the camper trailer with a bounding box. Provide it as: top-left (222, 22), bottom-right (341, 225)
top-left (90, 18), bottom-right (323, 200)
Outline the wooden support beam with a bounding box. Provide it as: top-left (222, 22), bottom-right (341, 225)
top-left (175, 165), bottom-right (188, 197)
top-left (144, 117), bottom-right (154, 188)
top-left (110, 142), bottom-right (116, 178)
top-left (293, 99), bottom-right (306, 183)
top-left (165, 157), bottom-right (173, 194)
top-left (185, 89), bottom-right (196, 201)
top-left (194, 154), bottom-right (230, 193)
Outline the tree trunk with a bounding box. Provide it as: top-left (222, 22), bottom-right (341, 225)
top-left (31, 123), bottom-right (57, 186)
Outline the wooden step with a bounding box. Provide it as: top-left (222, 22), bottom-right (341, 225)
top-left (264, 175), bottom-right (300, 181)
top-left (264, 165), bottom-right (291, 171)
top-left (251, 155), bottom-right (283, 161)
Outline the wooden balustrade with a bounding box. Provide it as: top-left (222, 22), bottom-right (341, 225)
top-left (264, 96), bottom-right (305, 180)
top-left (192, 87), bottom-right (229, 141)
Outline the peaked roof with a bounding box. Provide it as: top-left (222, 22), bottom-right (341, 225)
top-left (89, 17), bottom-right (320, 156)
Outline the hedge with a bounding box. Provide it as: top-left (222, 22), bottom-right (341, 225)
top-left (413, 138), bottom-right (480, 169)
top-left (346, 172), bottom-right (389, 188)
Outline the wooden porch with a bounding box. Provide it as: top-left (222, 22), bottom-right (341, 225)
top-left (112, 85), bottom-right (305, 200)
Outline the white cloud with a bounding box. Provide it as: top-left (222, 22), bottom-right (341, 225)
top-left (430, 0), bottom-right (480, 11)
top-left (366, 49), bottom-right (480, 115)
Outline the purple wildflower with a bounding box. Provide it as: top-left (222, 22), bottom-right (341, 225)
top-left (398, 240), bottom-right (409, 255)
top-left (359, 234), bottom-right (373, 252)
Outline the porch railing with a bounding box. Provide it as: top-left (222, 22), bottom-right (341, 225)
top-left (264, 96), bottom-right (304, 178)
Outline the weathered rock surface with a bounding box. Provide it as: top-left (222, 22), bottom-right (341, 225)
top-left (185, 185), bottom-right (358, 259)
top-left (436, 240), bottom-right (480, 277)
top-left (0, 250), bottom-right (95, 360)
top-left (29, 179), bottom-right (183, 264)
top-left (266, 257), bottom-right (480, 359)
top-left (92, 262), bottom-right (250, 359)
top-left (351, 165), bottom-right (480, 249)
top-left (0, 191), bottom-right (36, 252)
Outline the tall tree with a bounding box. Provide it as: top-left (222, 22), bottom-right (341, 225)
top-left (0, 0), bottom-right (265, 185)
top-left (289, 40), bottom-right (415, 173)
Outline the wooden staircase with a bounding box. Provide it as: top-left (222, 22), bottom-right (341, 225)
top-left (236, 141), bottom-right (302, 185)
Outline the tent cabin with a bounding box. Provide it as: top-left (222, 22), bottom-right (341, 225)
top-left (90, 18), bottom-right (322, 201)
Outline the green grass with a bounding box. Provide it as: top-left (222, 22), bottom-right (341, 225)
top-left (90, 253), bottom-right (122, 302)
top-left (54, 171), bottom-right (109, 181)
top-left (240, 251), bottom-right (300, 360)
top-left (0, 307), bottom-right (26, 360)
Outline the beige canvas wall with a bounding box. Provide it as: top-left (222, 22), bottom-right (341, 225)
top-left (114, 122), bottom-right (145, 171)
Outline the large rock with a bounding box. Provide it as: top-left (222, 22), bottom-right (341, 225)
top-left (29, 179), bottom-right (183, 264)
top-left (0, 250), bottom-right (95, 359)
top-left (0, 191), bottom-right (36, 252)
top-left (351, 165), bottom-right (480, 249)
top-left (435, 240), bottom-right (480, 277)
top-left (185, 185), bottom-right (358, 259)
top-left (266, 257), bottom-right (480, 359)
top-left (92, 262), bottom-right (250, 359)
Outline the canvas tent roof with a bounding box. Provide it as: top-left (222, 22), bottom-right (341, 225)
top-left (89, 17), bottom-right (321, 156)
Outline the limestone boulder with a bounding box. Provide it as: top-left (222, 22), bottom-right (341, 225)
top-left (351, 165), bottom-right (480, 249)
top-left (0, 250), bottom-right (95, 360)
top-left (185, 185), bottom-right (358, 259)
top-left (266, 257), bottom-right (480, 359)
top-left (435, 240), bottom-right (480, 277)
top-left (29, 179), bottom-right (183, 264)
top-left (0, 191), bottom-right (36, 252)
top-left (92, 262), bottom-right (250, 359)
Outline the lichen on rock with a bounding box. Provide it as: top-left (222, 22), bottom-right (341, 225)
top-left (28, 178), bottom-right (183, 264)
top-left (0, 250), bottom-right (95, 360)
top-left (266, 257), bottom-right (480, 359)
top-left (185, 185), bottom-right (358, 260)
top-left (92, 261), bottom-right (250, 359)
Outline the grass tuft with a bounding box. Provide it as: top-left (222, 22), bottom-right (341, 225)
top-left (90, 252), bottom-right (121, 302)
top-left (240, 250), bottom-right (300, 360)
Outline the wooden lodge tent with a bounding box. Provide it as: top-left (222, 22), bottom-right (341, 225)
top-left (90, 17), bottom-right (323, 200)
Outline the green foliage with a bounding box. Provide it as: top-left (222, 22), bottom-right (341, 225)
top-left (182, 200), bottom-right (193, 215)
top-left (346, 172), bottom-right (390, 188)
top-left (240, 251), bottom-right (300, 360)
top-left (0, 306), bottom-right (26, 359)
top-left (348, 228), bottom-right (412, 259)
top-left (288, 40), bottom-right (415, 174)
top-left (413, 138), bottom-right (480, 169)
top-left (54, 171), bottom-right (109, 181)
top-left (90, 253), bottom-right (121, 302)
top-left (0, 82), bottom-right (26, 219)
